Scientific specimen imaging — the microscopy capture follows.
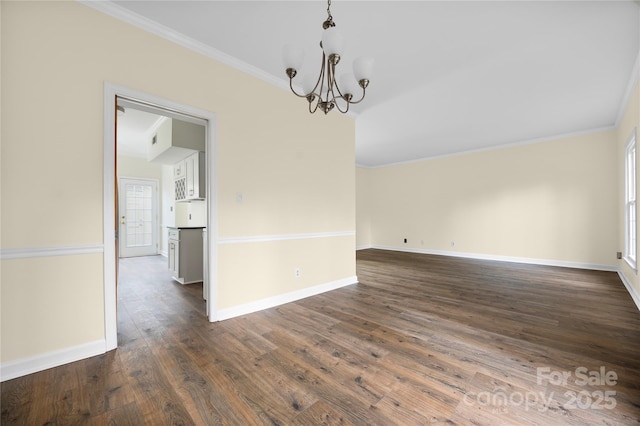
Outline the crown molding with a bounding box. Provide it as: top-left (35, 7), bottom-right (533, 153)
top-left (78, 1), bottom-right (288, 92)
top-left (360, 125), bottom-right (616, 169)
top-left (80, 1), bottom-right (359, 118)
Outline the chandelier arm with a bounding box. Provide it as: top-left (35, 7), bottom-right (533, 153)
top-left (328, 67), bottom-right (345, 113)
top-left (329, 61), bottom-right (351, 113)
top-left (328, 59), bottom-right (336, 91)
top-left (318, 57), bottom-right (328, 104)
top-left (346, 88), bottom-right (367, 104)
top-left (330, 84), bottom-right (352, 113)
top-left (308, 57), bottom-right (324, 114)
top-left (330, 69), bottom-right (350, 113)
top-left (330, 64), bottom-right (347, 101)
top-left (325, 67), bottom-right (332, 99)
top-left (333, 85), bottom-right (348, 101)
top-left (333, 97), bottom-right (350, 113)
top-left (288, 78), bottom-right (312, 98)
top-left (326, 60), bottom-right (338, 101)
top-left (309, 99), bottom-right (320, 114)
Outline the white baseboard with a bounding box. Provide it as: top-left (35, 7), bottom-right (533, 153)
top-left (369, 245), bottom-right (618, 272)
top-left (617, 270), bottom-right (640, 311)
top-left (216, 275), bottom-right (358, 321)
top-left (1, 340), bottom-right (105, 382)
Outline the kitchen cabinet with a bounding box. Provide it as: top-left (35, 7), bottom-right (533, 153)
top-left (168, 227), bottom-right (204, 284)
top-left (174, 161), bottom-right (184, 179)
top-left (168, 238), bottom-right (178, 277)
top-left (174, 151), bottom-right (205, 201)
top-left (203, 228), bottom-right (208, 303)
top-left (185, 151), bottom-right (205, 200)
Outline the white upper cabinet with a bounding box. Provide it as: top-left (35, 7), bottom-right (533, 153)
top-left (175, 151), bottom-right (205, 202)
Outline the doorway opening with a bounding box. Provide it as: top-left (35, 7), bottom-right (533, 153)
top-left (104, 83), bottom-right (217, 351)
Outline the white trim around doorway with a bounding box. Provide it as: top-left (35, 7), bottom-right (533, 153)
top-left (103, 82), bottom-right (218, 352)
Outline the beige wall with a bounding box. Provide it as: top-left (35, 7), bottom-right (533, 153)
top-left (359, 128), bottom-right (619, 268)
top-left (1, 2), bottom-right (355, 365)
top-left (217, 112), bottom-right (355, 238)
top-left (216, 107), bottom-right (356, 309)
top-left (356, 167), bottom-right (372, 249)
top-left (1, 255), bottom-right (105, 354)
top-left (218, 236), bottom-right (354, 310)
top-left (618, 80), bottom-right (640, 298)
top-left (117, 155), bottom-right (163, 181)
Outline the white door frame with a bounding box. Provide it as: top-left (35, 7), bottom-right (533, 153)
top-left (118, 177), bottom-right (159, 258)
top-left (103, 82), bottom-right (218, 351)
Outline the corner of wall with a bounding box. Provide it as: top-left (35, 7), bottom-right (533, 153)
top-left (216, 275), bottom-right (358, 321)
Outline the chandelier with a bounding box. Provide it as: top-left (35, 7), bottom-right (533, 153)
top-left (283, 0), bottom-right (373, 114)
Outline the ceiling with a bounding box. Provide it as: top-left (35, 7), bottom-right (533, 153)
top-left (106, 0), bottom-right (640, 167)
top-left (117, 107), bottom-right (166, 158)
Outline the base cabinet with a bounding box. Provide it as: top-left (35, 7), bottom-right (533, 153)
top-left (203, 228), bottom-right (208, 302)
top-left (168, 239), bottom-right (179, 277)
top-left (167, 227), bottom-right (204, 284)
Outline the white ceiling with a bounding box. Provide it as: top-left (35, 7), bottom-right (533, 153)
top-left (105, 0), bottom-right (640, 167)
top-left (116, 107), bottom-right (166, 158)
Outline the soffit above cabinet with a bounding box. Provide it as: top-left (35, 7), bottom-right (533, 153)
top-left (117, 98), bottom-right (206, 163)
top-left (148, 118), bottom-right (206, 165)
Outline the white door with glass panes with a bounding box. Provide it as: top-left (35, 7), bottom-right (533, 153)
top-left (118, 178), bottom-right (159, 258)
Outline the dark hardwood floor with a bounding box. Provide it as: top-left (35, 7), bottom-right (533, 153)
top-left (2, 249), bottom-right (640, 425)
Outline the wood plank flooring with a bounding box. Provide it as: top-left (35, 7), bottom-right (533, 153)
top-left (2, 249), bottom-right (640, 425)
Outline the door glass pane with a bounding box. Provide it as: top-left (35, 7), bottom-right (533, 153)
top-left (125, 183), bottom-right (154, 248)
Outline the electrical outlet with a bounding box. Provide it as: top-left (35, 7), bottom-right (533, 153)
top-left (295, 268), bottom-right (301, 278)
top-left (404, 238), bottom-right (407, 243)
top-left (451, 241), bottom-right (455, 247)
top-left (617, 251), bottom-right (622, 259)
